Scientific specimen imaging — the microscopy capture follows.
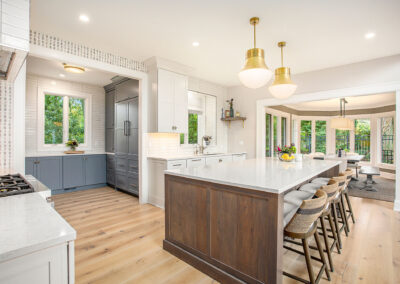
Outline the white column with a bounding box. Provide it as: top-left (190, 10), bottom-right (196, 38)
top-left (276, 116), bottom-right (281, 148)
top-left (370, 117), bottom-right (378, 167)
top-left (350, 120), bottom-right (355, 152)
top-left (311, 120), bottom-right (316, 153)
top-left (395, 90), bottom-right (400, 211)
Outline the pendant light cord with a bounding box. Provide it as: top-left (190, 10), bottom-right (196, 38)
top-left (253, 23), bottom-right (256, 48)
top-left (281, 46), bottom-right (284, 67)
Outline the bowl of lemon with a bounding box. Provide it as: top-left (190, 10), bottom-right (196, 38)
top-left (278, 152), bottom-right (296, 162)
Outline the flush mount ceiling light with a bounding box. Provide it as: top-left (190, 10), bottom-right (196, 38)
top-left (269, 41), bottom-right (297, 99)
top-left (59, 73), bottom-right (65, 78)
top-left (79, 14), bottom-right (90, 23)
top-left (238, 17), bottom-right (272, 89)
top-left (63, 63), bottom-right (85, 74)
top-left (192, 41), bottom-right (200, 47)
top-left (365, 32), bottom-right (375, 39)
top-left (331, 98), bottom-right (354, 130)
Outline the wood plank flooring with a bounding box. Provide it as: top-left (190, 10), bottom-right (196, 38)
top-left (52, 187), bottom-right (400, 284)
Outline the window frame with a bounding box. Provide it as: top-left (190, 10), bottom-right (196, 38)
top-left (37, 87), bottom-right (92, 152)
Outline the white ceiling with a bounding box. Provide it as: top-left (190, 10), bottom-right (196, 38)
top-left (26, 56), bottom-right (115, 86)
top-left (285, 93), bottom-right (396, 111)
top-left (30, 0), bottom-right (400, 86)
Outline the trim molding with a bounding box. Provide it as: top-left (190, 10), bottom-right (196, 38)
top-left (394, 200), bottom-right (400, 211)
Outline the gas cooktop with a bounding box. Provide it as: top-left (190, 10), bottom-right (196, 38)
top-left (0, 174), bottom-right (34, 197)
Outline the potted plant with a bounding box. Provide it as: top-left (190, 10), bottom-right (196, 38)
top-left (66, 140), bottom-right (79, 151)
top-left (277, 144), bottom-right (297, 162)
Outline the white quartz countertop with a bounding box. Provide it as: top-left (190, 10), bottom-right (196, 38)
top-left (26, 151), bottom-right (107, 157)
top-left (165, 157), bottom-right (341, 194)
top-left (147, 152), bottom-right (246, 161)
top-left (0, 193), bottom-right (76, 262)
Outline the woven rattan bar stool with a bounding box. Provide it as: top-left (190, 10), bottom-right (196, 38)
top-left (341, 169), bottom-right (356, 224)
top-left (283, 190), bottom-right (330, 284)
top-left (330, 175), bottom-right (349, 248)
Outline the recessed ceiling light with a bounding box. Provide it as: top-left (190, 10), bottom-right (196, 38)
top-left (192, 41), bottom-right (200, 47)
top-left (365, 32), bottom-right (375, 39)
top-left (79, 14), bottom-right (90, 23)
top-left (63, 63), bottom-right (85, 73)
top-left (51, 81), bottom-right (57, 85)
top-left (59, 74), bottom-right (65, 78)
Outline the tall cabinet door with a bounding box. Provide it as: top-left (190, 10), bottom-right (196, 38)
top-left (173, 73), bottom-right (188, 133)
top-left (128, 97), bottom-right (139, 155)
top-left (157, 69), bottom-right (175, 132)
top-left (115, 102), bottom-right (128, 154)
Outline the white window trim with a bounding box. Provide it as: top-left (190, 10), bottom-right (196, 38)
top-left (37, 87), bottom-right (92, 152)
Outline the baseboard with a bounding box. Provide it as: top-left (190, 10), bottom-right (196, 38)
top-left (148, 194), bottom-right (164, 209)
top-left (394, 200), bottom-right (400, 211)
top-left (52, 183), bottom-right (107, 195)
top-left (380, 172), bottom-right (396, 180)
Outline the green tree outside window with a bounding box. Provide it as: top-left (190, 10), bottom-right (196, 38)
top-left (69, 98), bottom-right (85, 143)
top-left (44, 95), bottom-right (63, 144)
top-left (188, 113), bottom-right (198, 144)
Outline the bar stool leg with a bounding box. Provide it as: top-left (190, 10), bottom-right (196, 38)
top-left (302, 238), bottom-right (316, 284)
top-left (332, 203), bottom-right (342, 249)
top-left (320, 216), bottom-right (334, 272)
top-left (328, 212), bottom-right (341, 254)
top-left (344, 191), bottom-right (356, 223)
top-left (314, 231), bottom-right (331, 281)
top-left (339, 196), bottom-right (349, 236)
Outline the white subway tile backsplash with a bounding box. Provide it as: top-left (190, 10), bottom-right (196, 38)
top-left (0, 81), bottom-right (13, 169)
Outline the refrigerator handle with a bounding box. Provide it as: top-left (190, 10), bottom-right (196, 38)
top-left (127, 120), bottom-right (131, 136)
top-left (123, 121), bottom-right (127, 136)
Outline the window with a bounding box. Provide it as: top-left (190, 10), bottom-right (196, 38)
top-left (41, 92), bottom-right (89, 148)
top-left (188, 113), bottom-right (198, 144)
top-left (315, 121), bottom-right (326, 154)
top-left (281, 117), bottom-right (286, 146)
top-left (44, 95), bottom-right (64, 144)
top-left (354, 119), bottom-right (370, 161)
top-left (300, 120), bottom-right (311, 154)
top-left (273, 116), bottom-right (278, 156)
top-left (265, 114), bottom-right (272, 157)
top-left (381, 117), bottom-right (394, 164)
top-left (336, 129), bottom-right (350, 151)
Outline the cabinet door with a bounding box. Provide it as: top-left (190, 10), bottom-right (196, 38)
top-left (206, 155), bottom-right (233, 165)
top-left (158, 69), bottom-right (175, 132)
top-left (187, 158), bottom-right (206, 168)
top-left (37, 157), bottom-right (63, 190)
top-left (105, 90), bottom-right (115, 128)
top-left (115, 79), bottom-right (139, 102)
top-left (115, 102), bottom-right (128, 154)
top-left (173, 73), bottom-right (188, 133)
top-left (25, 157), bottom-right (36, 176)
top-left (63, 156), bottom-right (85, 189)
top-left (85, 155), bottom-right (106, 185)
top-left (105, 128), bottom-right (114, 153)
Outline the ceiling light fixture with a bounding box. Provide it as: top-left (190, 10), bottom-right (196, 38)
top-left (59, 73), bottom-right (65, 78)
top-left (79, 14), bottom-right (90, 23)
top-left (365, 32), bottom-right (375, 39)
top-left (238, 17), bottom-right (272, 89)
top-left (269, 41), bottom-right (297, 99)
top-left (63, 63), bottom-right (85, 74)
top-left (331, 98), bottom-right (354, 130)
top-left (192, 41), bottom-right (200, 47)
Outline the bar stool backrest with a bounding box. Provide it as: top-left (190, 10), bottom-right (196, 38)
top-left (342, 169), bottom-right (353, 186)
top-left (320, 179), bottom-right (339, 203)
top-left (285, 190), bottom-right (327, 234)
top-left (331, 175), bottom-right (346, 192)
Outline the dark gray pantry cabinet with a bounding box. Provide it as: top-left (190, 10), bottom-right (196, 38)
top-left (25, 154), bottom-right (106, 193)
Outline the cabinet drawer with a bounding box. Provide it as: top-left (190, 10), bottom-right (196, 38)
top-left (116, 157), bottom-right (128, 172)
top-left (205, 155), bottom-right (233, 165)
top-left (167, 160), bottom-right (187, 170)
top-left (128, 158), bottom-right (139, 173)
top-left (106, 155), bottom-right (115, 170)
top-left (127, 174), bottom-right (139, 193)
top-left (115, 172), bottom-right (127, 189)
top-left (187, 157), bottom-right (205, 168)
top-left (232, 154), bottom-right (246, 161)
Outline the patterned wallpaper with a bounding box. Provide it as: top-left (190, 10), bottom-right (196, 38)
top-left (0, 81), bottom-right (13, 169)
top-left (30, 30), bottom-right (147, 73)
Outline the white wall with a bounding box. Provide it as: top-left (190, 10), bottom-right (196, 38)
top-left (228, 54), bottom-right (400, 158)
top-left (25, 74), bottom-right (105, 156)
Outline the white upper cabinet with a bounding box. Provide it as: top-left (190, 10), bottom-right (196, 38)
top-left (157, 69), bottom-right (188, 133)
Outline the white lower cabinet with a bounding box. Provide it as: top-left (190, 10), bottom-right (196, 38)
top-left (148, 153), bottom-right (246, 208)
top-left (0, 242), bottom-right (74, 284)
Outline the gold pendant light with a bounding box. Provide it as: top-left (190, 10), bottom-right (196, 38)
top-left (238, 17), bottom-right (272, 89)
top-left (269, 41), bottom-right (297, 99)
top-left (331, 98), bottom-right (354, 130)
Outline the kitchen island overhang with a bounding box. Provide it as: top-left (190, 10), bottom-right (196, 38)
top-left (163, 158), bottom-right (341, 284)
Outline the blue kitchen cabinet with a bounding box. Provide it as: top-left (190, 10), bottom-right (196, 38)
top-left (63, 155), bottom-right (85, 189)
top-left (25, 156), bottom-right (62, 190)
top-left (85, 155), bottom-right (106, 185)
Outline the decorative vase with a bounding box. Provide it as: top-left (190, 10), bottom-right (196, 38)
top-left (70, 146), bottom-right (76, 151)
top-left (230, 107), bottom-right (234, 118)
top-left (278, 152), bottom-right (295, 162)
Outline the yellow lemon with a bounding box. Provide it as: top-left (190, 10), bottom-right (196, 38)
top-left (282, 154), bottom-right (289, 160)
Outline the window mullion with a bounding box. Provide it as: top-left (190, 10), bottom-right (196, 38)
top-left (63, 96), bottom-right (69, 144)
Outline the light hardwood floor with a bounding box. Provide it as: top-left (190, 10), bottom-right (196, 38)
top-left (53, 187), bottom-right (400, 284)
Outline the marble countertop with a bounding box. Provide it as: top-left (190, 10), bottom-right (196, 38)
top-left (0, 192), bottom-right (76, 262)
top-left (25, 151), bottom-right (107, 157)
top-left (165, 157), bottom-right (341, 194)
top-left (147, 152), bottom-right (247, 161)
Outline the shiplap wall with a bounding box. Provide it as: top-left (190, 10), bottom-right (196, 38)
top-left (25, 75), bottom-right (105, 156)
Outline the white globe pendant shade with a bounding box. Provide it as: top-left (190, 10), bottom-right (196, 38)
top-left (268, 83), bottom-right (297, 99)
top-left (238, 67), bottom-right (272, 89)
top-left (331, 117), bottom-right (353, 130)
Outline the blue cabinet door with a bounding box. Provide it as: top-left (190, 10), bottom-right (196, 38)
top-left (63, 156), bottom-right (85, 189)
top-left (37, 157), bottom-right (63, 190)
top-left (85, 155), bottom-right (106, 185)
top-left (25, 158), bottom-right (36, 176)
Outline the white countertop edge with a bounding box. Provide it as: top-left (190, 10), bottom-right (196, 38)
top-left (165, 160), bottom-right (341, 194)
top-left (25, 152), bottom-right (107, 157)
top-left (147, 152), bottom-right (247, 161)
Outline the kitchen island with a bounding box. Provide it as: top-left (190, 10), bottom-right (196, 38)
top-left (163, 157), bottom-right (340, 284)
